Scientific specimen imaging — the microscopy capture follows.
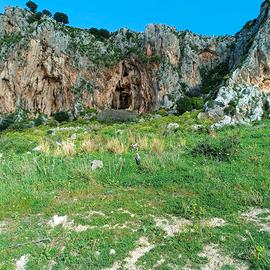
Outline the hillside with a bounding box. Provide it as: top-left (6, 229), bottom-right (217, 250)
top-left (0, 1), bottom-right (270, 128)
top-left (0, 113), bottom-right (270, 269)
top-left (1, 1), bottom-right (270, 269)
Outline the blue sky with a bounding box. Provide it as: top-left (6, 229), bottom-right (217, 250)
top-left (0, 0), bottom-right (263, 35)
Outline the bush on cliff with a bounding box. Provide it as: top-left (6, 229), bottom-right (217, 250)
top-left (54, 111), bottom-right (70, 123)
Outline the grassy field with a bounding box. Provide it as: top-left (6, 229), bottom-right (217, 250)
top-left (0, 112), bottom-right (270, 269)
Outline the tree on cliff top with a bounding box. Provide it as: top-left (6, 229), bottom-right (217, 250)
top-left (53, 12), bottom-right (69, 25)
top-left (42, 9), bottom-right (52, 17)
top-left (26, 1), bottom-right (38, 13)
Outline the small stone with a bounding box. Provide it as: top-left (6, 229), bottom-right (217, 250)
top-left (91, 160), bottom-right (103, 171)
top-left (32, 146), bottom-right (42, 152)
top-left (70, 133), bottom-right (77, 140)
top-left (110, 249), bottom-right (116, 255)
top-left (167, 123), bottom-right (180, 132)
top-left (131, 143), bottom-right (139, 151)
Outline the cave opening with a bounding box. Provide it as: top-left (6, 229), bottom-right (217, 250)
top-left (119, 91), bottom-right (131, 109)
top-left (112, 86), bottom-right (132, 110)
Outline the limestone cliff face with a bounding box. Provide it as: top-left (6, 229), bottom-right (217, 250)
top-left (0, 2), bottom-right (270, 123)
top-left (205, 0), bottom-right (270, 126)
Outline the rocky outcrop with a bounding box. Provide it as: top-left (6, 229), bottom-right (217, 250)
top-left (205, 1), bottom-right (270, 126)
top-left (0, 1), bottom-right (270, 125)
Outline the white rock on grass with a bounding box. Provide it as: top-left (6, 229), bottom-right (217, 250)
top-left (48, 215), bottom-right (89, 233)
top-left (15, 255), bottom-right (30, 270)
top-left (32, 146), bottom-right (42, 152)
top-left (167, 123), bottom-right (180, 132)
top-left (70, 133), bottom-right (77, 140)
top-left (91, 160), bottom-right (103, 171)
top-left (110, 249), bottom-right (116, 256)
top-left (48, 215), bottom-right (69, 228)
top-left (154, 216), bottom-right (192, 237)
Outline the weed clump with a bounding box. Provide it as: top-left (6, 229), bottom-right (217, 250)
top-left (192, 136), bottom-right (239, 161)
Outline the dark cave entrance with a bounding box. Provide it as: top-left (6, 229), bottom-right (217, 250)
top-left (112, 86), bottom-right (132, 110)
top-left (119, 91), bottom-right (131, 109)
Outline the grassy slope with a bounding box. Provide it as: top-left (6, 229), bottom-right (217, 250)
top-left (0, 112), bottom-right (270, 269)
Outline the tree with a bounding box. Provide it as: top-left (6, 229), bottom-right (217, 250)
top-left (53, 12), bottom-right (69, 25)
top-left (42, 9), bottom-right (52, 17)
top-left (26, 1), bottom-right (38, 13)
top-left (176, 96), bottom-right (193, 115)
top-left (54, 111), bottom-right (70, 123)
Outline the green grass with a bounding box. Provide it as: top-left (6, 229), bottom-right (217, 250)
top-left (0, 113), bottom-right (270, 269)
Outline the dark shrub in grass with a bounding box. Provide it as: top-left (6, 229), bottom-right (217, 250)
top-left (54, 111), bottom-right (70, 123)
top-left (97, 110), bottom-right (138, 123)
top-left (176, 97), bottom-right (193, 115)
top-left (192, 136), bottom-right (239, 161)
top-left (0, 115), bottom-right (14, 131)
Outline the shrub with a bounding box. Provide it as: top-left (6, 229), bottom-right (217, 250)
top-left (27, 12), bottom-right (43, 23)
top-left (34, 114), bottom-right (47, 126)
top-left (157, 108), bottom-right (169, 117)
top-left (191, 97), bottom-right (204, 110)
top-left (54, 111), bottom-right (70, 123)
top-left (0, 115), bottom-right (14, 131)
top-left (192, 136), bottom-right (239, 161)
top-left (88, 28), bottom-right (111, 41)
top-left (26, 1), bottom-right (38, 13)
top-left (53, 12), bottom-right (69, 24)
top-left (97, 110), bottom-right (138, 123)
top-left (176, 97), bottom-right (193, 115)
top-left (224, 101), bottom-right (237, 116)
top-left (42, 9), bottom-right (52, 17)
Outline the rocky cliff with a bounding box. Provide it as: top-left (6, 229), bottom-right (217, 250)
top-left (0, 1), bottom-right (270, 125)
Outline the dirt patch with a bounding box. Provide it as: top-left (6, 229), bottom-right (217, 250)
top-left (104, 237), bottom-right (155, 270)
top-left (201, 218), bottom-right (226, 228)
top-left (242, 208), bottom-right (270, 233)
top-left (198, 244), bottom-right (248, 270)
top-left (48, 215), bottom-right (89, 232)
top-left (0, 221), bottom-right (7, 234)
top-left (154, 216), bottom-right (192, 237)
top-left (15, 255), bottom-right (30, 270)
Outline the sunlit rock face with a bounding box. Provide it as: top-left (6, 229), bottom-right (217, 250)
top-left (0, 1), bottom-right (270, 124)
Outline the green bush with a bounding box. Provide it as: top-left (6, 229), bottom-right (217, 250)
top-left (176, 97), bottom-right (193, 115)
top-left (97, 110), bottom-right (138, 123)
top-left (0, 115), bottom-right (14, 131)
top-left (224, 101), bottom-right (237, 116)
top-left (88, 28), bottom-right (111, 41)
top-left (191, 97), bottom-right (204, 110)
top-left (27, 12), bottom-right (43, 23)
top-left (192, 136), bottom-right (239, 161)
top-left (157, 108), bottom-right (169, 117)
top-left (54, 111), bottom-right (70, 123)
top-left (53, 12), bottom-right (69, 25)
top-left (34, 114), bottom-right (47, 126)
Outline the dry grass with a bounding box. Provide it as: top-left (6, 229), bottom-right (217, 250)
top-left (54, 141), bottom-right (76, 156)
top-left (106, 138), bottom-right (128, 155)
top-left (127, 133), bottom-right (149, 151)
top-left (39, 141), bottom-right (51, 154)
top-left (151, 138), bottom-right (164, 154)
top-left (137, 136), bottom-right (149, 151)
top-left (81, 139), bottom-right (96, 153)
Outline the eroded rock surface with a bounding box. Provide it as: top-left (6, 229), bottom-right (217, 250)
top-left (0, 1), bottom-right (270, 126)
